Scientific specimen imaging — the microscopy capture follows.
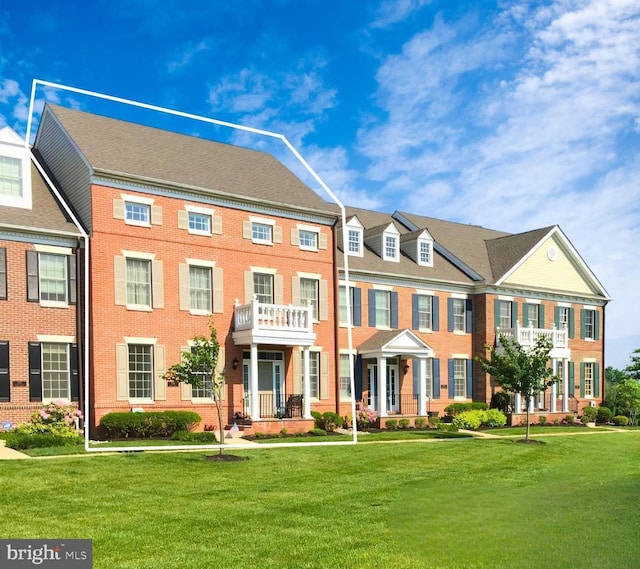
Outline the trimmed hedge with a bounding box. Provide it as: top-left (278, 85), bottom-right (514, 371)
top-left (445, 402), bottom-right (489, 416)
top-left (5, 432), bottom-right (83, 450)
top-left (100, 411), bottom-right (201, 439)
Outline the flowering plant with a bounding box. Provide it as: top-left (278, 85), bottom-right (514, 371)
top-left (16, 401), bottom-right (83, 437)
top-left (233, 411), bottom-right (251, 421)
top-left (355, 402), bottom-right (378, 429)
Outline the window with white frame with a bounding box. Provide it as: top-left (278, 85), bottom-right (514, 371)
top-left (452, 299), bottom-right (465, 333)
top-left (385, 235), bottom-right (397, 259)
top-left (424, 359), bottom-right (433, 399)
top-left (39, 253), bottom-right (67, 303)
top-left (584, 363), bottom-right (594, 397)
top-left (253, 273), bottom-right (273, 304)
top-left (190, 346), bottom-right (213, 399)
top-left (339, 285), bottom-right (358, 325)
top-left (189, 266), bottom-right (212, 312)
top-left (526, 304), bottom-right (539, 327)
top-left (252, 222), bottom-right (272, 244)
top-left (374, 290), bottom-right (391, 327)
top-left (558, 307), bottom-right (570, 330)
top-left (128, 344), bottom-right (153, 399)
top-left (347, 229), bottom-right (361, 255)
top-left (584, 310), bottom-right (596, 340)
top-left (0, 155), bottom-right (22, 197)
top-left (42, 343), bottom-right (70, 400)
top-left (419, 240), bottom-right (432, 265)
top-left (188, 212), bottom-right (211, 235)
top-left (298, 229), bottom-right (318, 250)
top-left (556, 361), bottom-right (564, 395)
top-left (300, 278), bottom-right (319, 320)
top-left (125, 201), bottom-right (151, 225)
top-left (417, 295), bottom-right (433, 330)
top-left (309, 351), bottom-right (320, 399)
top-left (453, 359), bottom-right (466, 398)
top-left (498, 300), bottom-right (512, 329)
top-left (339, 354), bottom-right (352, 400)
top-left (126, 258), bottom-right (152, 307)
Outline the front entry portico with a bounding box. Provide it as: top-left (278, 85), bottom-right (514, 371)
top-left (358, 329), bottom-right (434, 417)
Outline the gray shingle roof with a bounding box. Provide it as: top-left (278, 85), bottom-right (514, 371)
top-left (0, 160), bottom-right (80, 235)
top-left (486, 227), bottom-right (554, 282)
top-left (44, 104), bottom-right (334, 215)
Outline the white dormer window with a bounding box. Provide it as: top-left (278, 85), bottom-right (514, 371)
top-left (344, 217), bottom-right (364, 257)
top-left (0, 126), bottom-right (32, 209)
top-left (418, 238), bottom-right (433, 267)
top-left (382, 224), bottom-right (400, 262)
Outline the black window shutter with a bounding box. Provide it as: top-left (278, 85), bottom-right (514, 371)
top-left (26, 251), bottom-right (39, 302)
top-left (411, 294), bottom-right (419, 330)
top-left (390, 291), bottom-right (398, 329)
top-left (0, 248), bottom-right (7, 300)
top-left (68, 254), bottom-right (77, 305)
top-left (432, 296), bottom-right (439, 331)
top-left (70, 344), bottom-right (80, 401)
top-left (465, 299), bottom-right (473, 333)
top-left (28, 342), bottom-right (42, 402)
top-left (352, 287), bottom-right (362, 327)
top-left (0, 341), bottom-right (10, 402)
top-left (354, 355), bottom-right (363, 400)
top-left (368, 289), bottom-right (376, 327)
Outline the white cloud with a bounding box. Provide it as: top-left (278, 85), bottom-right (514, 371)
top-left (0, 79), bottom-right (28, 130)
top-left (371, 0), bottom-right (433, 29)
top-left (167, 40), bottom-right (211, 73)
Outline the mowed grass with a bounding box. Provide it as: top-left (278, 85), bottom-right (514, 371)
top-left (1, 433), bottom-right (639, 569)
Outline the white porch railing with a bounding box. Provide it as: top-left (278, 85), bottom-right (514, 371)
top-left (497, 321), bottom-right (568, 349)
top-left (234, 297), bottom-right (314, 334)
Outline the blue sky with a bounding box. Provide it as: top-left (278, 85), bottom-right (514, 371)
top-left (1, 0), bottom-right (639, 368)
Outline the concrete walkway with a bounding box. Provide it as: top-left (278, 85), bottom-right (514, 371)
top-left (0, 439), bottom-right (28, 460)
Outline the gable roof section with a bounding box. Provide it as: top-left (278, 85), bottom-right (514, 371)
top-left (486, 227), bottom-right (553, 283)
top-left (38, 104), bottom-right (334, 217)
top-left (357, 329), bottom-right (434, 357)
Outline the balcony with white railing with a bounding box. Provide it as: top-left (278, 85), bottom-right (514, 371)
top-left (497, 321), bottom-right (569, 356)
top-left (232, 297), bottom-right (316, 346)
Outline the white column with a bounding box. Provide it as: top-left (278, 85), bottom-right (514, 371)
top-left (550, 362), bottom-right (558, 413)
top-left (562, 359), bottom-right (569, 413)
top-left (302, 346), bottom-right (312, 419)
top-left (514, 392), bottom-right (522, 413)
top-left (250, 343), bottom-right (260, 420)
top-left (418, 357), bottom-right (427, 416)
top-left (528, 396), bottom-right (535, 414)
top-left (378, 356), bottom-right (388, 417)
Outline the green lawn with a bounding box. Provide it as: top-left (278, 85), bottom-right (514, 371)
top-left (2, 432), bottom-right (639, 569)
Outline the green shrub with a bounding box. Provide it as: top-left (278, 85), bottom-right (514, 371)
top-left (538, 415), bottom-right (547, 426)
top-left (581, 406), bottom-right (597, 423)
top-left (414, 417), bottom-right (427, 429)
top-left (322, 412), bottom-right (343, 432)
top-left (385, 419), bottom-right (398, 431)
top-left (452, 410), bottom-right (484, 430)
top-left (596, 406), bottom-right (613, 424)
top-left (5, 432), bottom-right (83, 450)
top-left (483, 409), bottom-right (507, 428)
top-left (170, 430), bottom-right (216, 442)
top-left (564, 414), bottom-right (575, 425)
top-left (398, 418), bottom-right (411, 429)
top-left (99, 411), bottom-right (201, 438)
top-left (311, 410), bottom-right (323, 428)
top-left (445, 402), bottom-right (488, 416)
top-left (613, 415), bottom-right (629, 426)
top-left (428, 416), bottom-right (441, 428)
top-left (13, 401), bottom-right (83, 439)
top-left (308, 428), bottom-right (327, 436)
top-left (437, 422), bottom-right (459, 432)
top-left (279, 428), bottom-right (288, 436)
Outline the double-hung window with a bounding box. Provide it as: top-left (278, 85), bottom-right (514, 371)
top-left (300, 278), bottom-right (319, 320)
top-left (309, 351), bottom-right (320, 399)
top-left (188, 212), bottom-right (211, 235)
top-left (583, 310), bottom-right (596, 340)
top-left (385, 235), bottom-right (397, 259)
top-left (452, 299), bottom-right (465, 333)
top-left (498, 300), bottom-right (512, 329)
top-left (252, 222), bottom-right (272, 244)
top-left (190, 347), bottom-right (213, 399)
top-left (253, 273), bottom-right (274, 304)
top-left (189, 266), bottom-right (212, 313)
top-left (417, 295), bottom-right (433, 330)
top-left (453, 359), bottom-right (466, 398)
top-left (0, 156), bottom-right (22, 197)
top-left (558, 307), bottom-right (570, 330)
top-left (128, 344), bottom-right (153, 399)
top-left (419, 241), bottom-right (432, 265)
top-left (299, 230), bottom-right (318, 250)
top-left (374, 290), bottom-right (391, 327)
top-left (339, 354), bottom-right (352, 401)
top-left (583, 362), bottom-right (594, 397)
top-left (42, 343), bottom-right (70, 400)
top-left (39, 253), bottom-right (67, 303)
top-left (126, 258), bottom-right (152, 307)
top-left (125, 201), bottom-right (150, 225)
top-left (347, 229), bottom-right (361, 255)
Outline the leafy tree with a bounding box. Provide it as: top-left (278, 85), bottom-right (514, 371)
top-left (605, 366), bottom-right (628, 386)
top-left (477, 334), bottom-right (556, 442)
top-left (615, 379), bottom-right (640, 425)
top-left (163, 322), bottom-right (226, 454)
top-left (624, 348), bottom-right (640, 382)
top-left (604, 367), bottom-right (629, 416)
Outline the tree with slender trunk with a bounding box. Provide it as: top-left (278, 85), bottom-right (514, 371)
top-left (477, 334), bottom-right (557, 442)
top-left (163, 322), bottom-right (226, 455)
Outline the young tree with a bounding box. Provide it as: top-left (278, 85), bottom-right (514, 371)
top-left (163, 322), bottom-right (226, 454)
top-left (477, 334), bottom-right (557, 442)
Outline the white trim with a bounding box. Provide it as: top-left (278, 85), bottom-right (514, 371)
top-left (185, 258), bottom-right (216, 268)
top-left (121, 193), bottom-right (154, 205)
top-left (451, 353), bottom-right (469, 359)
top-left (185, 204), bottom-right (215, 215)
top-left (40, 300), bottom-right (70, 309)
top-left (372, 284), bottom-right (393, 291)
top-left (297, 271), bottom-right (321, 279)
top-left (450, 292), bottom-right (468, 299)
top-left (249, 266), bottom-right (277, 275)
top-left (583, 357), bottom-right (597, 363)
top-left (249, 215), bottom-right (275, 225)
top-left (33, 244), bottom-right (73, 255)
top-left (556, 301), bottom-right (572, 307)
top-left (122, 250), bottom-right (156, 260)
top-left (415, 289), bottom-right (435, 296)
top-left (296, 223), bottom-right (320, 232)
top-left (525, 298), bottom-right (541, 304)
top-left (36, 334), bottom-right (76, 343)
top-left (498, 295), bottom-right (514, 301)
top-left (582, 304), bottom-right (597, 309)
top-left (124, 336), bottom-right (158, 345)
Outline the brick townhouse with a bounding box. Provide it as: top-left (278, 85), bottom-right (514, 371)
top-left (0, 102), bottom-right (609, 434)
top-left (336, 208), bottom-right (609, 425)
top-left (0, 125), bottom-right (84, 424)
